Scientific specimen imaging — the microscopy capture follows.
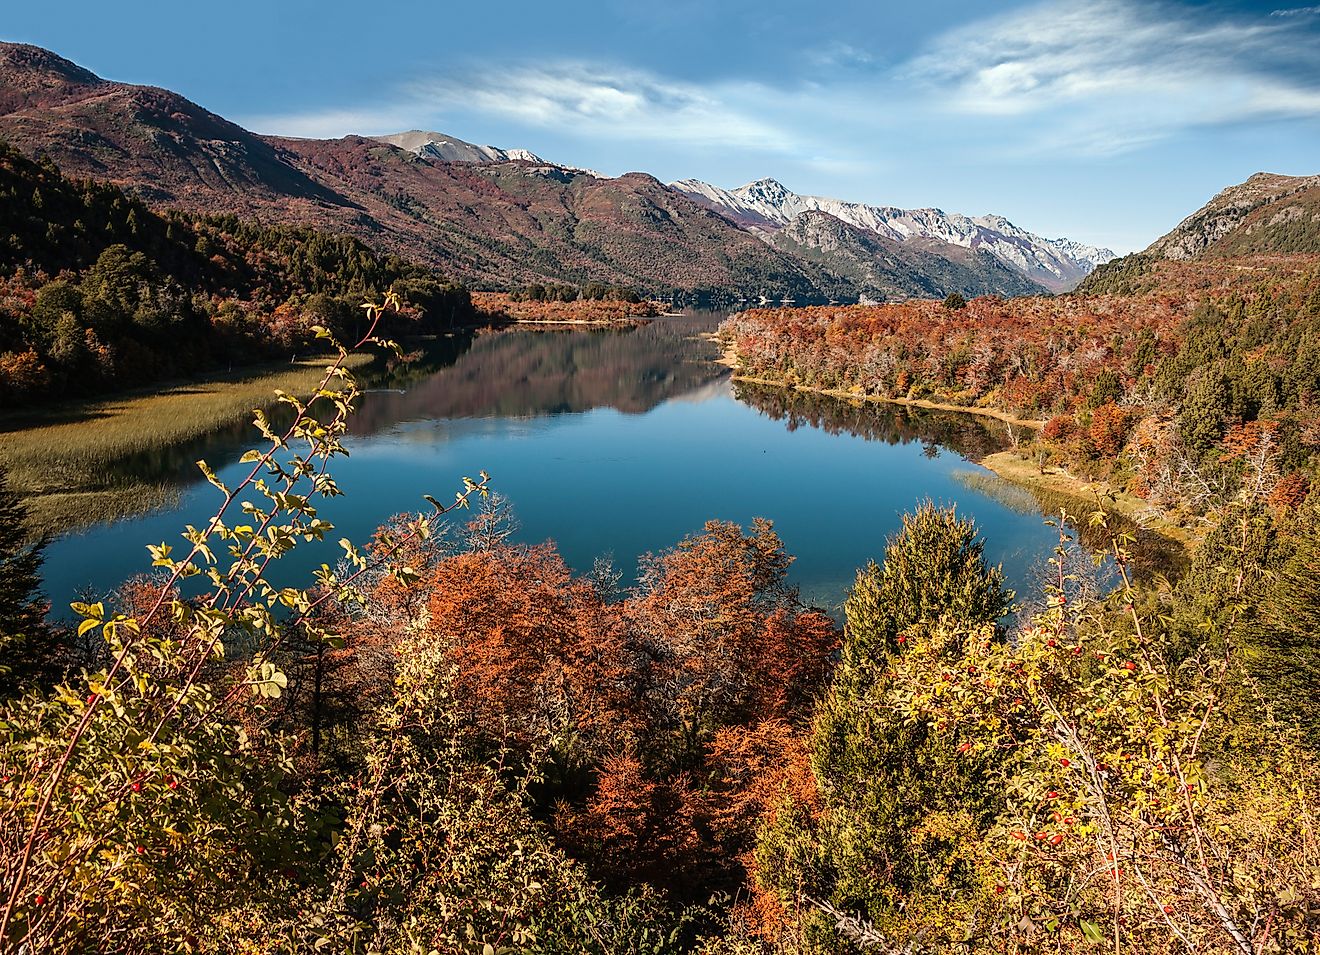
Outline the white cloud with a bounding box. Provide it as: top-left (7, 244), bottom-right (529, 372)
top-left (409, 64), bottom-right (789, 149)
top-left (243, 63), bottom-right (794, 152)
top-left (242, 105), bottom-right (422, 139)
top-left (1271, 5), bottom-right (1320, 16)
top-left (904, 0), bottom-right (1320, 155)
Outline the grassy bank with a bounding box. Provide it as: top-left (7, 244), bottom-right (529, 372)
top-left (0, 354), bottom-right (373, 538)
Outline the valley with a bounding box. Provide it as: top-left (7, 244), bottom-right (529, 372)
top-left (3, 23), bottom-right (1320, 955)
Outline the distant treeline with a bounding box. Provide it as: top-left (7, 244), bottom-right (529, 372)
top-left (0, 143), bottom-right (471, 405)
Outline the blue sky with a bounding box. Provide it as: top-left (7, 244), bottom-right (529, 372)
top-left (6, 0), bottom-right (1320, 251)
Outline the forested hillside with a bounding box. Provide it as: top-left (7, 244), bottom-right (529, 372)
top-left (722, 255), bottom-right (1320, 526)
top-left (715, 182), bottom-right (1320, 953)
top-left (0, 143), bottom-right (469, 404)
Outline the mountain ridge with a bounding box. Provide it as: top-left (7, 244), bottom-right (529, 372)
top-left (671, 176), bottom-right (1115, 292)
top-left (1144, 171), bottom-right (1320, 260)
top-left (0, 41), bottom-right (1094, 302)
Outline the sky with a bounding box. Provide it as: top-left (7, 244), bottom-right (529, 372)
top-left (5, 0), bottom-right (1320, 252)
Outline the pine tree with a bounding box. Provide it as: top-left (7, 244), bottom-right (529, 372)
top-left (757, 504), bottom-right (1012, 948)
top-left (0, 464), bottom-right (55, 698)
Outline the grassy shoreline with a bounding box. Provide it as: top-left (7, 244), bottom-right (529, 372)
top-left (0, 354), bottom-right (374, 538)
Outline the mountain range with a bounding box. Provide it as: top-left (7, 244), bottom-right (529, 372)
top-left (0, 42), bottom-right (1116, 301)
top-left (671, 178), bottom-right (1114, 293)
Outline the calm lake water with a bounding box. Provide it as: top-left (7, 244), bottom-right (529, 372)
top-left (40, 313), bottom-right (1101, 614)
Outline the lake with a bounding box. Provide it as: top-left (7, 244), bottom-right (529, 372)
top-left (35, 313), bottom-right (1112, 615)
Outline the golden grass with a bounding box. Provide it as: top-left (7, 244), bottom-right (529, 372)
top-left (0, 355), bottom-right (372, 538)
top-left (977, 450), bottom-right (1196, 548)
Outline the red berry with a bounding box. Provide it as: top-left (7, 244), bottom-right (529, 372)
top-left (35, 894), bottom-right (46, 906)
top-left (86, 694), bottom-right (96, 705)
top-left (1047, 639), bottom-right (1056, 648)
top-left (1060, 758), bottom-right (1070, 767)
top-left (1163, 905), bottom-right (1174, 915)
top-left (1050, 833), bottom-right (1064, 846)
top-left (896, 635), bottom-right (906, 644)
top-left (135, 845), bottom-right (145, 855)
top-left (1124, 661), bottom-right (1137, 671)
top-left (1046, 790), bottom-right (1059, 799)
top-left (994, 885), bottom-right (1005, 894)
top-left (1010, 830), bottom-right (1026, 841)
top-left (131, 782), bottom-right (141, 793)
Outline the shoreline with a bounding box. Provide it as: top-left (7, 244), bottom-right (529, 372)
top-left (720, 347), bottom-right (1192, 551)
top-left (727, 368), bottom-right (1046, 430)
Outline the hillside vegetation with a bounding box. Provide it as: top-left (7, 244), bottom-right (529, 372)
top-left (0, 143), bottom-right (469, 405)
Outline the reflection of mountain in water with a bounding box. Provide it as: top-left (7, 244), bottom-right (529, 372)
top-left (349, 316), bottom-right (727, 434)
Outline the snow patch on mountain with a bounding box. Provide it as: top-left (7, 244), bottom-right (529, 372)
top-left (378, 131), bottom-right (604, 178)
top-left (671, 177), bottom-right (1115, 292)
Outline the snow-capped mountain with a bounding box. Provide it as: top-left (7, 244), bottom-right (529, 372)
top-left (376, 130), bottom-right (545, 164)
top-left (670, 177), bottom-right (1115, 292)
top-left (377, 131), bottom-right (605, 178)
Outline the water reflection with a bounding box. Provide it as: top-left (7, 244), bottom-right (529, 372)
top-left (735, 382), bottom-right (1186, 579)
top-left (35, 313), bottom-right (1181, 611)
top-left (350, 315), bottom-right (725, 432)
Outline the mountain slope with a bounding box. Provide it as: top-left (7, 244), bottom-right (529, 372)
top-left (766, 211), bottom-right (1047, 300)
top-left (0, 42), bottom-right (1071, 302)
top-left (266, 135), bottom-right (856, 299)
top-left (672, 177), bottom-right (1114, 292)
top-left (1144, 172), bottom-right (1320, 260)
top-left (0, 43), bottom-right (346, 210)
top-left (0, 43), bottom-right (854, 300)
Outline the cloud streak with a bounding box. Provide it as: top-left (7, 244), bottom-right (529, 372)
top-left (903, 0), bottom-right (1320, 156)
top-left (244, 63), bottom-right (795, 152)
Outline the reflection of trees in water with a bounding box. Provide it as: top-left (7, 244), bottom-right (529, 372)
top-left (733, 382), bottom-right (1010, 461)
top-left (736, 382), bottom-right (1186, 579)
top-left (348, 316), bottom-right (727, 434)
top-left (97, 317), bottom-right (728, 490)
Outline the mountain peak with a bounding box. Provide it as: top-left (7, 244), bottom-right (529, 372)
top-left (1146, 170), bottom-right (1320, 260)
top-left (0, 42), bottom-right (107, 113)
top-left (671, 176), bottom-right (1115, 291)
top-left (738, 177), bottom-right (793, 198)
top-left (376, 130), bottom-right (545, 165)
top-left (0, 42), bottom-right (100, 82)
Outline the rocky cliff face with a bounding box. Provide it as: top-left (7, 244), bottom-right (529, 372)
top-left (1145, 172), bottom-right (1320, 260)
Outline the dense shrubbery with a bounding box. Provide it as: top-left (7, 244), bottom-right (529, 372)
top-left (472, 290), bottom-right (659, 324)
top-left (507, 281), bottom-right (643, 304)
top-left (0, 143), bottom-right (471, 405)
top-left (721, 257), bottom-right (1320, 526)
top-left (3, 295), bottom-right (1317, 950)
